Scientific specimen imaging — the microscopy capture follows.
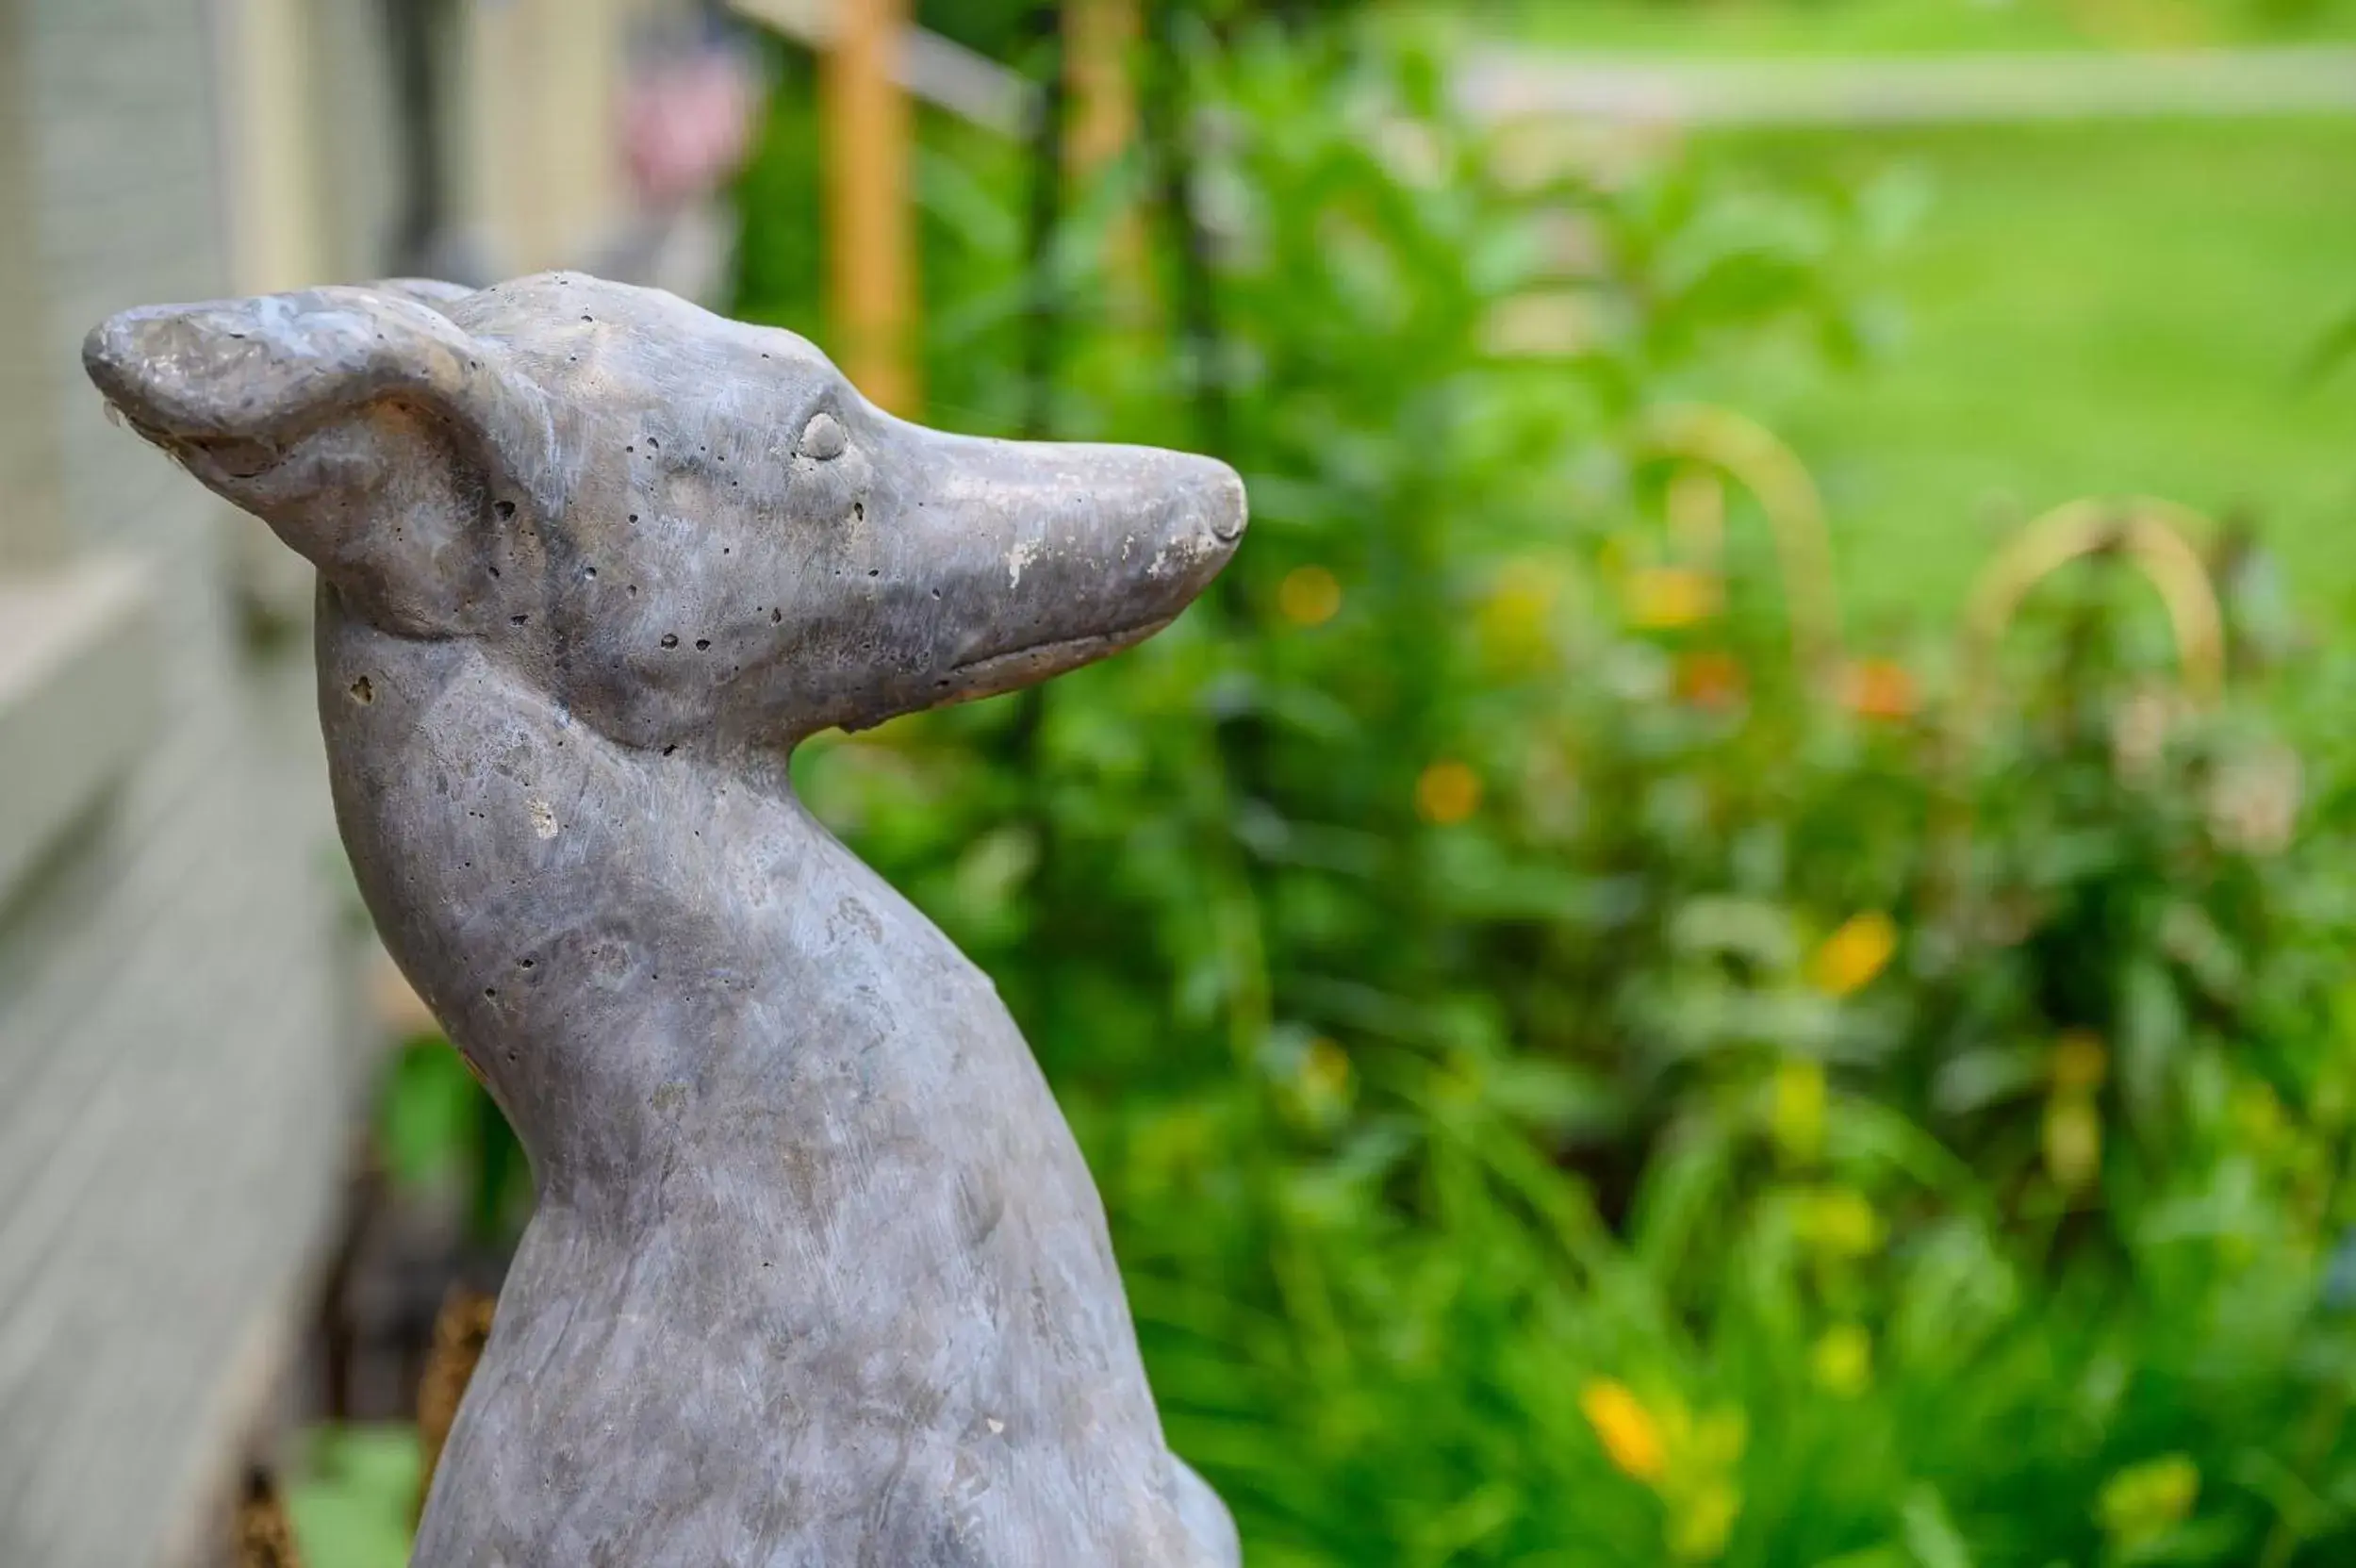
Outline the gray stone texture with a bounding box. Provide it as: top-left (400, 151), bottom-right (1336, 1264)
top-left (85, 272), bottom-right (1247, 1566)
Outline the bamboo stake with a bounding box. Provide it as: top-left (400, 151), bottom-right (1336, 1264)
top-left (1067, 0), bottom-right (1138, 174)
top-left (1954, 497), bottom-right (2226, 737)
top-left (1927, 496), bottom-right (2225, 925)
top-left (1634, 404), bottom-right (1844, 688)
top-left (824, 0), bottom-right (919, 413)
top-left (1066, 0), bottom-right (1148, 318)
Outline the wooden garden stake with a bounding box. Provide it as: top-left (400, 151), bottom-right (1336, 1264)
top-left (1956, 497), bottom-right (2226, 725)
top-left (1067, 0), bottom-right (1136, 175)
top-left (1667, 464), bottom-right (1726, 570)
top-left (1066, 0), bottom-right (1148, 315)
top-left (1928, 496), bottom-right (2226, 919)
top-left (233, 1466), bottom-right (305, 1568)
top-left (414, 1286), bottom-right (498, 1524)
top-left (1635, 404), bottom-right (1843, 688)
top-left (823, 0), bottom-right (918, 412)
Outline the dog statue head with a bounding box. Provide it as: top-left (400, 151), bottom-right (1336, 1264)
top-left (84, 272), bottom-right (1245, 748)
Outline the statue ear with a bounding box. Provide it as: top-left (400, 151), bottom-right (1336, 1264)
top-left (84, 283), bottom-right (554, 511)
top-left (368, 276), bottom-right (480, 317)
top-left (86, 284), bottom-right (557, 634)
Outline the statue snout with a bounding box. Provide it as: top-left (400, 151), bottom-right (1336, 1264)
top-left (84, 299), bottom-right (280, 452)
top-left (879, 421), bottom-right (1249, 715)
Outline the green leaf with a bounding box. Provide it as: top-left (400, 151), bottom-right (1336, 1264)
top-left (1900, 1484), bottom-right (1974, 1568)
top-left (286, 1426), bottom-right (420, 1568)
top-left (376, 1038), bottom-right (480, 1190)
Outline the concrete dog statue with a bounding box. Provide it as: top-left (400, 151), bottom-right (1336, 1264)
top-left (85, 273), bottom-right (1247, 1566)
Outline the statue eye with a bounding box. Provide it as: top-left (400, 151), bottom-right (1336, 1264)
top-left (799, 411), bottom-right (847, 462)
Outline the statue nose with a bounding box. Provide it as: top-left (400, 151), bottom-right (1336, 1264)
top-left (1180, 458), bottom-right (1248, 544)
top-left (81, 313), bottom-right (163, 424)
top-left (83, 301), bottom-right (272, 438)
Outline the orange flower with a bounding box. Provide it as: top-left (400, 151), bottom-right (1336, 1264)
top-left (1416, 760), bottom-right (1482, 825)
top-left (1277, 566), bottom-right (1343, 628)
top-left (1675, 651), bottom-right (1747, 711)
top-left (1839, 658), bottom-right (1917, 722)
top-left (1581, 1378), bottom-right (1666, 1482)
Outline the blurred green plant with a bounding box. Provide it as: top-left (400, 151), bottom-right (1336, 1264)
top-left (2301, 302), bottom-right (2356, 386)
top-left (285, 1426), bottom-right (420, 1568)
top-left (321, 12), bottom-right (2356, 1567)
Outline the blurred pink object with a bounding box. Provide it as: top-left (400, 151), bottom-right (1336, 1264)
top-left (623, 47), bottom-right (762, 208)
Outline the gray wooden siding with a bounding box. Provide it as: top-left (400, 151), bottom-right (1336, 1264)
top-left (0, 2), bottom-right (375, 1563)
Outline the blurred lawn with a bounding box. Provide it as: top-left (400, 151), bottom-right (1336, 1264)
top-left (1409, 3), bottom-right (2356, 620)
top-left (1693, 119), bottom-right (2356, 623)
top-left (1429, 0), bottom-right (2356, 54)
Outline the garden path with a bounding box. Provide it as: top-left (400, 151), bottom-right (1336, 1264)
top-left (1458, 44), bottom-right (2356, 125)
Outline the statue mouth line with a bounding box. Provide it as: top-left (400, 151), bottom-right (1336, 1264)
top-left (107, 401), bottom-right (287, 480)
top-left (947, 615), bottom-right (1178, 683)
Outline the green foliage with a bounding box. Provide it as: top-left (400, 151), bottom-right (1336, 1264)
top-left (777, 19), bottom-right (2356, 1561)
top-left (285, 1427), bottom-right (420, 1568)
top-left (2303, 303), bottom-right (2356, 386)
top-left (914, 0), bottom-right (1382, 64)
top-left (337, 17), bottom-right (2356, 1567)
top-left (378, 1031), bottom-right (529, 1242)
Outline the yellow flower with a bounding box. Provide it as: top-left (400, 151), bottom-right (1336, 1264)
top-left (2051, 1030), bottom-right (2107, 1094)
top-left (1669, 1477), bottom-right (1742, 1562)
top-left (1810, 1323), bottom-right (1872, 1398)
top-left (2097, 1454), bottom-right (2199, 1549)
top-left (1416, 760), bottom-right (1482, 826)
top-left (1771, 1058), bottom-right (1826, 1166)
top-left (1623, 566), bottom-right (1719, 630)
top-left (1277, 565), bottom-right (1343, 628)
top-left (2045, 1094), bottom-right (2102, 1196)
top-left (1796, 1186), bottom-right (1883, 1260)
top-left (1807, 912), bottom-right (1898, 999)
top-left (1581, 1378), bottom-right (1666, 1482)
top-left (1476, 559), bottom-right (1564, 668)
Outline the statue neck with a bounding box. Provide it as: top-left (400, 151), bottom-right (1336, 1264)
top-left (316, 597), bottom-right (917, 1212)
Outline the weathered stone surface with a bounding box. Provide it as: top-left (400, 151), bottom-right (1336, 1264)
top-left (85, 273), bottom-right (1246, 1567)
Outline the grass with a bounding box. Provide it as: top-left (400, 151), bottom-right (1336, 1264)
top-left (1401, 4), bottom-right (2356, 623)
top-left (1421, 0), bottom-right (2356, 56)
top-left (1684, 118), bottom-right (2356, 622)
